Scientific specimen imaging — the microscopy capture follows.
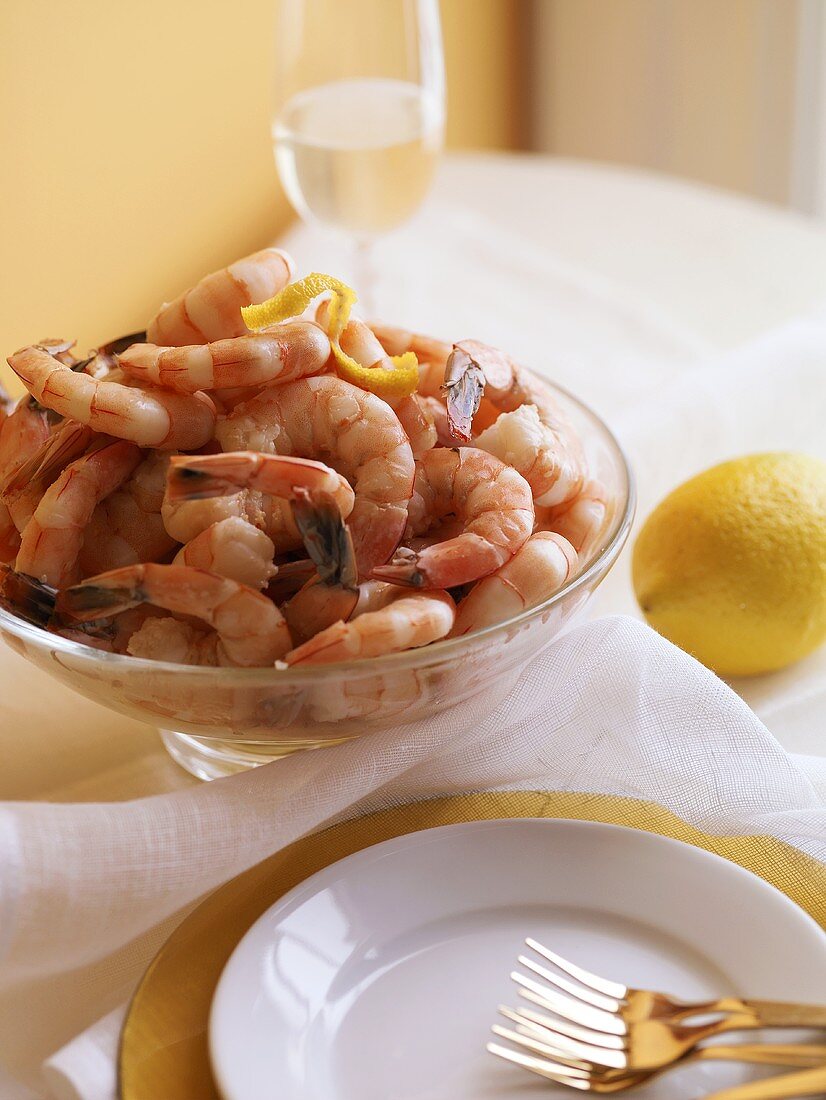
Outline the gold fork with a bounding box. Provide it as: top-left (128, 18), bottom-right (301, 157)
top-left (486, 939), bottom-right (826, 1090)
top-left (488, 1033), bottom-right (826, 1093)
top-left (704, 1065), bottom-right (826, 1099)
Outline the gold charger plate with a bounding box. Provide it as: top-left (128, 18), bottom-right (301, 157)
top-left (119, 789), bottom-right (826, 1100)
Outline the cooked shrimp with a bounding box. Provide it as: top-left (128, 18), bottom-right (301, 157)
top-left (0, 397), bottom-right (51, 486)
top-left (449, 339), bottom-right (533, 414)
top-left (286, 589), bottom-right (455, 665)
top-left (3, 420), bottom-right (94, 498)
top-left (127, 616), bottom-right (219, 666)
top-left (0, 381), bottom-right (13, 422)
top-left (16, 440), bottom-right (142, 586)
top-left (540, 478), bottom-right (610, 558)
top-left (474, 404), bottom-right (583, 507)
top-left (8, 346), bottom-right (216, 449)
top-left (419, 395), bottom-right (454, 447)
top-left (372, 448), bottom-right (533, 589)
top-left (165, 450), bottom-right (357, 579)
top-left (280, 496), bottom-right (360, 644)
top-left (118, 322), bottom-right (330, 394)
top-left (79, 451), bottom-right (177, 575)
top-left (166, 451), bottom-right (355, 519)
top-left (58, 563), bottom-right (291, 666)
top-left (3, 421), bottom-right (97, 541)
top-left (161, 480), bottom-right (299, 565)
top-left (282, 576), bottom-right (359, 646)
top-left (352, 580), bottom-right (407, 616)
top-left (0, 564), bottom-right (57, 627)
top-left (0, 505), bottom-right (20, 563)
top-left (316, 306), bottom-right (437, 457)
top-left (451, 531), bottom-right (578, 637)
top-left (443, 338), bottom-right (574, 430)
top-left (173, 516), bottom-right (276, 590)
top-left (57, 605), bottom-right (170, 655)
top-left (147, 247), bottom-right (294, 346)
top-left (215, 376), bottom-right (415, 577)
top-left (392, 395), bottom-right (437, 456)
top-left (368, 323), bottom-right (451, 396)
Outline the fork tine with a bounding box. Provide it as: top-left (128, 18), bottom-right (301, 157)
top-left (511, 1005), bottom-right (626, 1051)
top-left (498, 1009), bottom-right (594, 1067)
top-left (491, 1024), bottom-right (593, 1074)
top-left (526, 939), bottom-right (627, 1000)
top-left (512, 972), bottom-right (628, 1036)
top-left (487, 1042), bottom-right (592, 1089)
top-left (495, 1017), bottom-right (627, 1070)
top-left (493, 1021), bottom-right (629, 1072)
top-left (518, 954), bottom-right (623, 1013)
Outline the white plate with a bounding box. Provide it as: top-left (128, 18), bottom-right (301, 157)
top-left (209, 819), bottom-right (826, 1100)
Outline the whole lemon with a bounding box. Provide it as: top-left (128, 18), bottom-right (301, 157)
top-left (632, 453), bottom-right (826, 676)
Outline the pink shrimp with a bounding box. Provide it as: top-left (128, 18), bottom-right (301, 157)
top-left (372, 447), bottom-right (534, 589)
top-left (1, 420), bottom-right (95, 536)
top-left (316, 305), bottom-right (438, 457)
top-left (285, 590), bottom-right (456, 665)
top-left (540, 478), bottom-right (611, 558)
top-left (15, 440), bottom-right (142, 586)
top-left (118, 321), bottom-right (330, 394)
top-left (166, 451), bottom-right (355, 519)
top-left (147, 247), bottom-right (295, 345)
top-left (451, 531), bottom-right (578, 637)
top-left (440, 340), bottom-right (585, 505)
top-left (79, 451), bottom-right (177, 575)
top-left (368, 323), bottom-right (451, 397)
top-left (474, 404), bottom-right (584, 507)
top-left (57, 563), bottom-right (291, 666)
top-left (126, 617), bottom-right (219, 665)
top-left (8, 346), bottom-right (216, 449)
top-left (0, 396), bottom-right (52, 486)
top-left (215, 376), bottom-right (415, 578)
top-left (173, 517), bottom-right (277, 590)
top-left (0, 506), bottom-right (20, 563)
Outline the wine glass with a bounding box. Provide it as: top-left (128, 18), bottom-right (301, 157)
top-left (272, 0), bottom-right (445, 312)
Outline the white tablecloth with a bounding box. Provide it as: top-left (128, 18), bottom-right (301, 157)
top-left (2, 153), bottom-right (826, 1095)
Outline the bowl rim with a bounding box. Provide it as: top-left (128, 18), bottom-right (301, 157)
top-left (0, 380), bottom-right (636, 681)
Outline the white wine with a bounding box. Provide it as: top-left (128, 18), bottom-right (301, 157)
top-left (273, 78), bottom-right (444, 237)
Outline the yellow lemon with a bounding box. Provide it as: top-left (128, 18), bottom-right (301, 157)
top-left (632, 453), bottom-right (826, 676)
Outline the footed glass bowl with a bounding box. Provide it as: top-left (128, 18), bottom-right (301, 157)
top-left (0, 382), bottom-right (633, 780)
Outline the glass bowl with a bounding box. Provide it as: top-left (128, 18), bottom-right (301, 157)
top-left (0, 381), bottom-right (634, 780)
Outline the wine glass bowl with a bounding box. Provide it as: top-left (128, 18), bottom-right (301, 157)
top-left (0, 376), bottom-right (633, 781)
top-left (273, 77), bottom-right (444, 239)
top-left (271, 0), bottom-right (446, 308)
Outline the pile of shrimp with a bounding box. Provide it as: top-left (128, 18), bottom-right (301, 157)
top-left (0, 248), bottom-right (610, 668)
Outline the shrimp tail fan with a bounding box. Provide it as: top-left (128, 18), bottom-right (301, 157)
top-left (0, 565), bottom-right (58, 628)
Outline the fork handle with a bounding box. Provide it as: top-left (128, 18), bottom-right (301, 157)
top-left (702, 1065), bottom-right (826, 1100)
top-left (711, 999), bottom-right (826, 1030)
top-left (698, 1044), bottom-right (826, 1069)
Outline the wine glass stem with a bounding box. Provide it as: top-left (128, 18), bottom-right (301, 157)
top-left (353, 238), bottom-right (377, 318)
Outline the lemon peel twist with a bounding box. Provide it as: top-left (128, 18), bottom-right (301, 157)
top-left (241, 273), bottom-right (418, 400)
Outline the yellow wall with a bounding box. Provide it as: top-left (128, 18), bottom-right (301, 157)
top-left (0, 1), bottom-right (521, 373)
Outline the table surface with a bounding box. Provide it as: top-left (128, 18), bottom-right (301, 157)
top-left (4, 151), bottom-right (826, 804)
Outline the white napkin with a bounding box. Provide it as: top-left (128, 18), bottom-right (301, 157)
top-left (3, 201), bottom-right (826, 1097)
top-left (7, 614), bottom-right (825, 1100)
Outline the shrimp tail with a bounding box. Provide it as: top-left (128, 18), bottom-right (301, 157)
top-left (370, 547), bottom-right (425, 588)
top-left (57, 580), bottom-right (142, 622)
top-left (0, 564), bottom-right (57, 627)
top-left (3, 422), bottom-right (95, 495)
top-left (442, 347), bottom-right (485, 442)
top-left (265, 558), bottom-right (316, 604)
top-left (165, 463), bottom-right (232, 501)
top-left (291, 489), bottom-right (358, 590)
